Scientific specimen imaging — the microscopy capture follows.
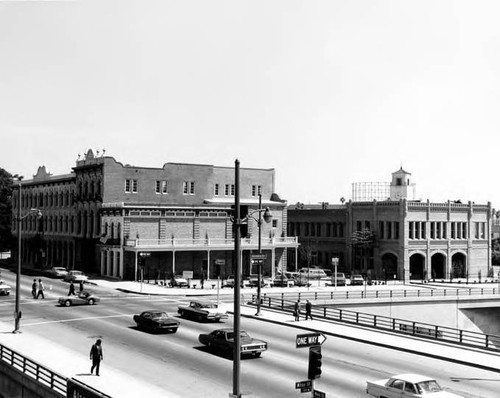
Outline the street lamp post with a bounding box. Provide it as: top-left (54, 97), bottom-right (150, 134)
top-left (232, 160), bottom-right (271, 397)
top-left (13, 177), bottom-right (42, 333)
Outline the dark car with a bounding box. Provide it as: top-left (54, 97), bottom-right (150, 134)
top-left (178, 300), bottom-right (228, 322)
top-left (133, 310), bottom-right (180, 333)
top-left (198, 328), bottom-right (267, 357)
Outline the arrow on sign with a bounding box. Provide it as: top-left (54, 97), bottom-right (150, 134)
top-left (296, 332), bottom-right (327, 348)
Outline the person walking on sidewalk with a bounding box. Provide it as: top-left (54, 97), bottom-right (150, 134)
top-left (90, 339), bottom-right (103, 376)
top-left (79, 280), bottom-right (84, 293)
top-left (305, 299), bottom-right (313, 320)
top-left (36, 279), bottom-right (45, 299)
top-left (31, 279), bottom-right (38, 299)
top-left (294, 299), bottom-right (301, 321)
top-left (68, 281), bottom-right (76, 296)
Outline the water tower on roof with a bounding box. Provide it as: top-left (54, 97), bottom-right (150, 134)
top-left (390, 166), bottom-right (415, 200)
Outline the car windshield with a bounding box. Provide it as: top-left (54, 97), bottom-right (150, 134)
top-left (416, 380), bottom-right (442, 393)
top-left (201, 303), bottom-right (217, 308)
top-left (151, 312), bottom-right (169, 319)
top-left (226, 331), bottom-right (250, 340)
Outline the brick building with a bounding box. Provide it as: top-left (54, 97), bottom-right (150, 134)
top-left (12, 150), bottom-right (298, 280)
top-left (288, 168), bottom-right (492, 282)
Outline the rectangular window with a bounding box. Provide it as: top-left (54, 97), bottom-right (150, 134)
top-left (356, 221), bottom-right (362, 231)
top-left (296, 223), bottom-right (301, 236)
top-left (394, 222), bottom-right (400, 239)
top-left (272, 219), bottom-right (278, 228)
top-left (125, 179), bottom-right (131, 193)
top-left (214, 183), bottom-right (219, 196)
top-left (365, 221), bottom-right (370, 230)
top-left (316, 223), bottom-right (321, 236)
top-left (183, 182), bottom-right (188, 194)
top-left (155, 181), bottom-right (161, 194)
top-left (132, 179), bottom-right (138, 193)
top-left (451, 222), bottom-right (456, 239)
top-left (379, 221), bottom-right (384, 240)
top-left (420, 222), bottom-right (425, 239)
top-left (442, 222), bottom-right (447, 239)
top-left (415, 222), bottom-right (420, 239)
top-left (190, 181), bottom-right (195, 195)
top-left (224, 184), bottom-right (235, 196)
top-left (430, 222), bottom-right (435, 239)
top-left (481, 222), bottom-right (486, 239)
top-left (162, 180), bottom-right (168, 194)
top-left (409, 221), bottom-right (414, 240)
top-left (475, 222), bottom-right (479, 239)
top-left (387, 221), bottom-right (392, 239)
top-left (462, 222), bottom-right (467, 239)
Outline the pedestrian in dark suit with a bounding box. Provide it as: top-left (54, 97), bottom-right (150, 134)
top-left (294, 299), bottom-right (301, 321)
top-left (305, 299), bottom-right (313, 320)
top-left (68, 281), bottom-right (75, 296)
top-left (79, 280), bottom-right (84, 292)
top-left (90, 339), bottom-right (103, 376)
top-left (32, 279), bottom-right (38, 299)
top-left (36, 279), bottom-right (45, 299)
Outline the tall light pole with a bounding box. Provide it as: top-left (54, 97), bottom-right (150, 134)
top-left (13, 176), bottom-right (42, 333)
top-left (232, 160), bottom-right (272, 397)
top-left (255, 193), bottom-right (272, 316)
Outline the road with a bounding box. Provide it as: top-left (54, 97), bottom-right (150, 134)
top-left (0, 270), bottom-right (498, 397)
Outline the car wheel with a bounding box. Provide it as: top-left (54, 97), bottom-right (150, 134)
top-left (64, 300), bottom-right (72, 307)
top-left (88, 299), bottom-right (95, 305)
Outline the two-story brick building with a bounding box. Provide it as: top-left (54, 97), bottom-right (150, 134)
top-left (12, 150), bottom-right (298, 281)
top-left (288, 168), bottom-right (492, 282)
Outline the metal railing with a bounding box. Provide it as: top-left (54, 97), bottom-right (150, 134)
top-left (259, 286), bottom-right (500, 303)
top-left (0, 343), bottom-right (66, 396)
top-left (249, 295), bottom-right (500, 352)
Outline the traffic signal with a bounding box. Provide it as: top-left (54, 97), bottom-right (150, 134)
top-left (308, 346), bottom-right (322, 380)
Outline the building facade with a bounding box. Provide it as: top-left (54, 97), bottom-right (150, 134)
top-left (288, 169), bottom-right (492, 281)
top-left (12, 150), bottom-right (298, 280)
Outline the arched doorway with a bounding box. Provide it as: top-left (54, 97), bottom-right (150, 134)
top-left (431, 253), bottom-right (446, 279)
top-left (451, 252), bottom-right (466, 278)
top-left (381, 253), bottom-right (398, 281)
top-left (409, 253), bottom-right (425, 280)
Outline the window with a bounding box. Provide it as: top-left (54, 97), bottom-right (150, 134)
top-left (387, 221), bottom-right (392, 239)
top-left (431, 222), bottom-right (435, 239)
top-left (162, 180), bottom-right (168, 194)
top-left (462, 222), bottom-right (467, 239)
top-left (225, 184), bottom-right (235, 196)
top-left (394, 221), bottom-right (400, 239)
top-left (183, 181), bottom-right (195, 195)
top-left (155, 181), bottom-right (161, 194)
top-left (356, 221), bottom-right (362, 231)
top-left (379, 221), bottom-right (384, 239)
top-left (214, 183), bottom-right (219, 196)
top-left (126, 179), bottom-right (137, 193)
top-left (273, 219), bottom-right (278, 229)
top-left (251, 185), bottom-right (262, 197)
top-left (409, 222), bottom-right (414, 240)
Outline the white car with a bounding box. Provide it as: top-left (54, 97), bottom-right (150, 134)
top-left (0, 280), bottom-right (11, 296)
top-left (366, 374), bottom-right (462, 397)
top-left (47, 267), bottom-right (68, 278)
top-left (64, 270), bottom-right (88, 283)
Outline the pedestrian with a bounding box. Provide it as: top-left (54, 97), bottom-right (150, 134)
top-left (68, 281), bottom-right (76, 296)
top-left (31, 279), bottom-right (38, 299)
top-left (90, 339), bottom-right (103, 376)
top-left (294, 299), bottom-right (301, 321)
top-left (36, 279), bottom-right (45, 299)
top-left (305, 299), bottom-right (313, 320)
top-left (79, 280), bottom-right (84, 292)
top-left (200, 274), bottom-right (205, 289)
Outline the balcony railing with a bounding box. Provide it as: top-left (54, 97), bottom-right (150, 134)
top-left (124, 236), bottom-right (298, 250)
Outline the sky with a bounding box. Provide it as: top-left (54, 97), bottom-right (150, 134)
top-left (1, 1), bottom-right (500, 208)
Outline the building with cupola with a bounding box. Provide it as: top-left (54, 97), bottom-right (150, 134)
top-left (11, 150), bottom-right (298, 281)
top-left (287, 168), bottom-right (492, 282)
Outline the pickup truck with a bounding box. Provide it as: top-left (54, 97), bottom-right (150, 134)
top-left (366, 374), bottom-right (462, 397)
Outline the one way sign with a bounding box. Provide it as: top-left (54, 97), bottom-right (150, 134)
top-left (296, 332), bottom-right (327, 348)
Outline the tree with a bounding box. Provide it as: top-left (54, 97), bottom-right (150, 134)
top-left (492, 237), bottom-right (500, 266)
top-left (350, 228), bottom-right (376, 273)
top-left (0, 167), bottom-right (14, 252)
top-left (298, 238), bottom-right (316, 268)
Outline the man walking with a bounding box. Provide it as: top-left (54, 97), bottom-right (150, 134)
top-left (36, 279), bottom-right (45, 299)
top-left (31, 279), bottom-right (38, 299)
top-left (90, 339), bottom-right (103, 376)
top-left (294, 299), bottom-right (301, 321)
top-left (68, 281), bottom-right (76, 296)
top-left (305, 299), bottom-right (313, 320)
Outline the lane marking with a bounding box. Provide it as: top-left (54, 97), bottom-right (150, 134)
top-left (22, 314), bottom-right (134, 326)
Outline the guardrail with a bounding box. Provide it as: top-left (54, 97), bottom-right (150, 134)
top-left (259, 286), bottom-right (500, 303)
top-left (0, 343), bottom-right (66, 396)
top-left (249, 295), bottom-right (500, 352)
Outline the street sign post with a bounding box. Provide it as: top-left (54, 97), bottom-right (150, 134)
top-left (295, 380), bottom-right (312, 389)
top-left (313, 389), bottom-right (326, 398)
top-left (296, 332), bottom-right (327, 348)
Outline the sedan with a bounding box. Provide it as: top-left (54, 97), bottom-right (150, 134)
top-left (198, 328), bottom-right (267, 357)
top-left (58, 291), bottom-right (100, 307)
top-left (350, 274), bottom-right (365, 285)
top-left (64, 270), bottom-right (88, 283)
top-left (133, 310), bottom-right (180, 333)
top-left (0, 280), bottom-right (11, 296)
top-left (170, 276), bottom-right (188, 288)
top-left (178, 300), bottom-right (228, 322)
top-left (47, 267), bottom-right (68, 278)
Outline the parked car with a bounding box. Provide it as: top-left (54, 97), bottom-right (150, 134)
top-left (326, 272), bottom-right (346, 287)
top-left (178, 300), bottom-right (228, 322)
top-left (366, 373), bottom-right (462, 397)
top-left (247, 276), bottom-right (266, 288)
top-left (222, 275), bottom-right (236, 288)
top-left (198, 328), bottom-right (267, 357)
top-left (170, 276), bottom-right (188, 288)
top-left (350, 274), bottom-right (364, 286)
top-left (47, 267), bottom-right (68, 278)
top-left (64, 270), bottom-right (88, 283)
top-left (58, 291), bottom-right (100, 307)
top-left (133, 310), bottom-right (180, 333)
top-left (0, 280), bottom-right (11, 295)
top-left (271, 274), bottom-right (293, 287)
